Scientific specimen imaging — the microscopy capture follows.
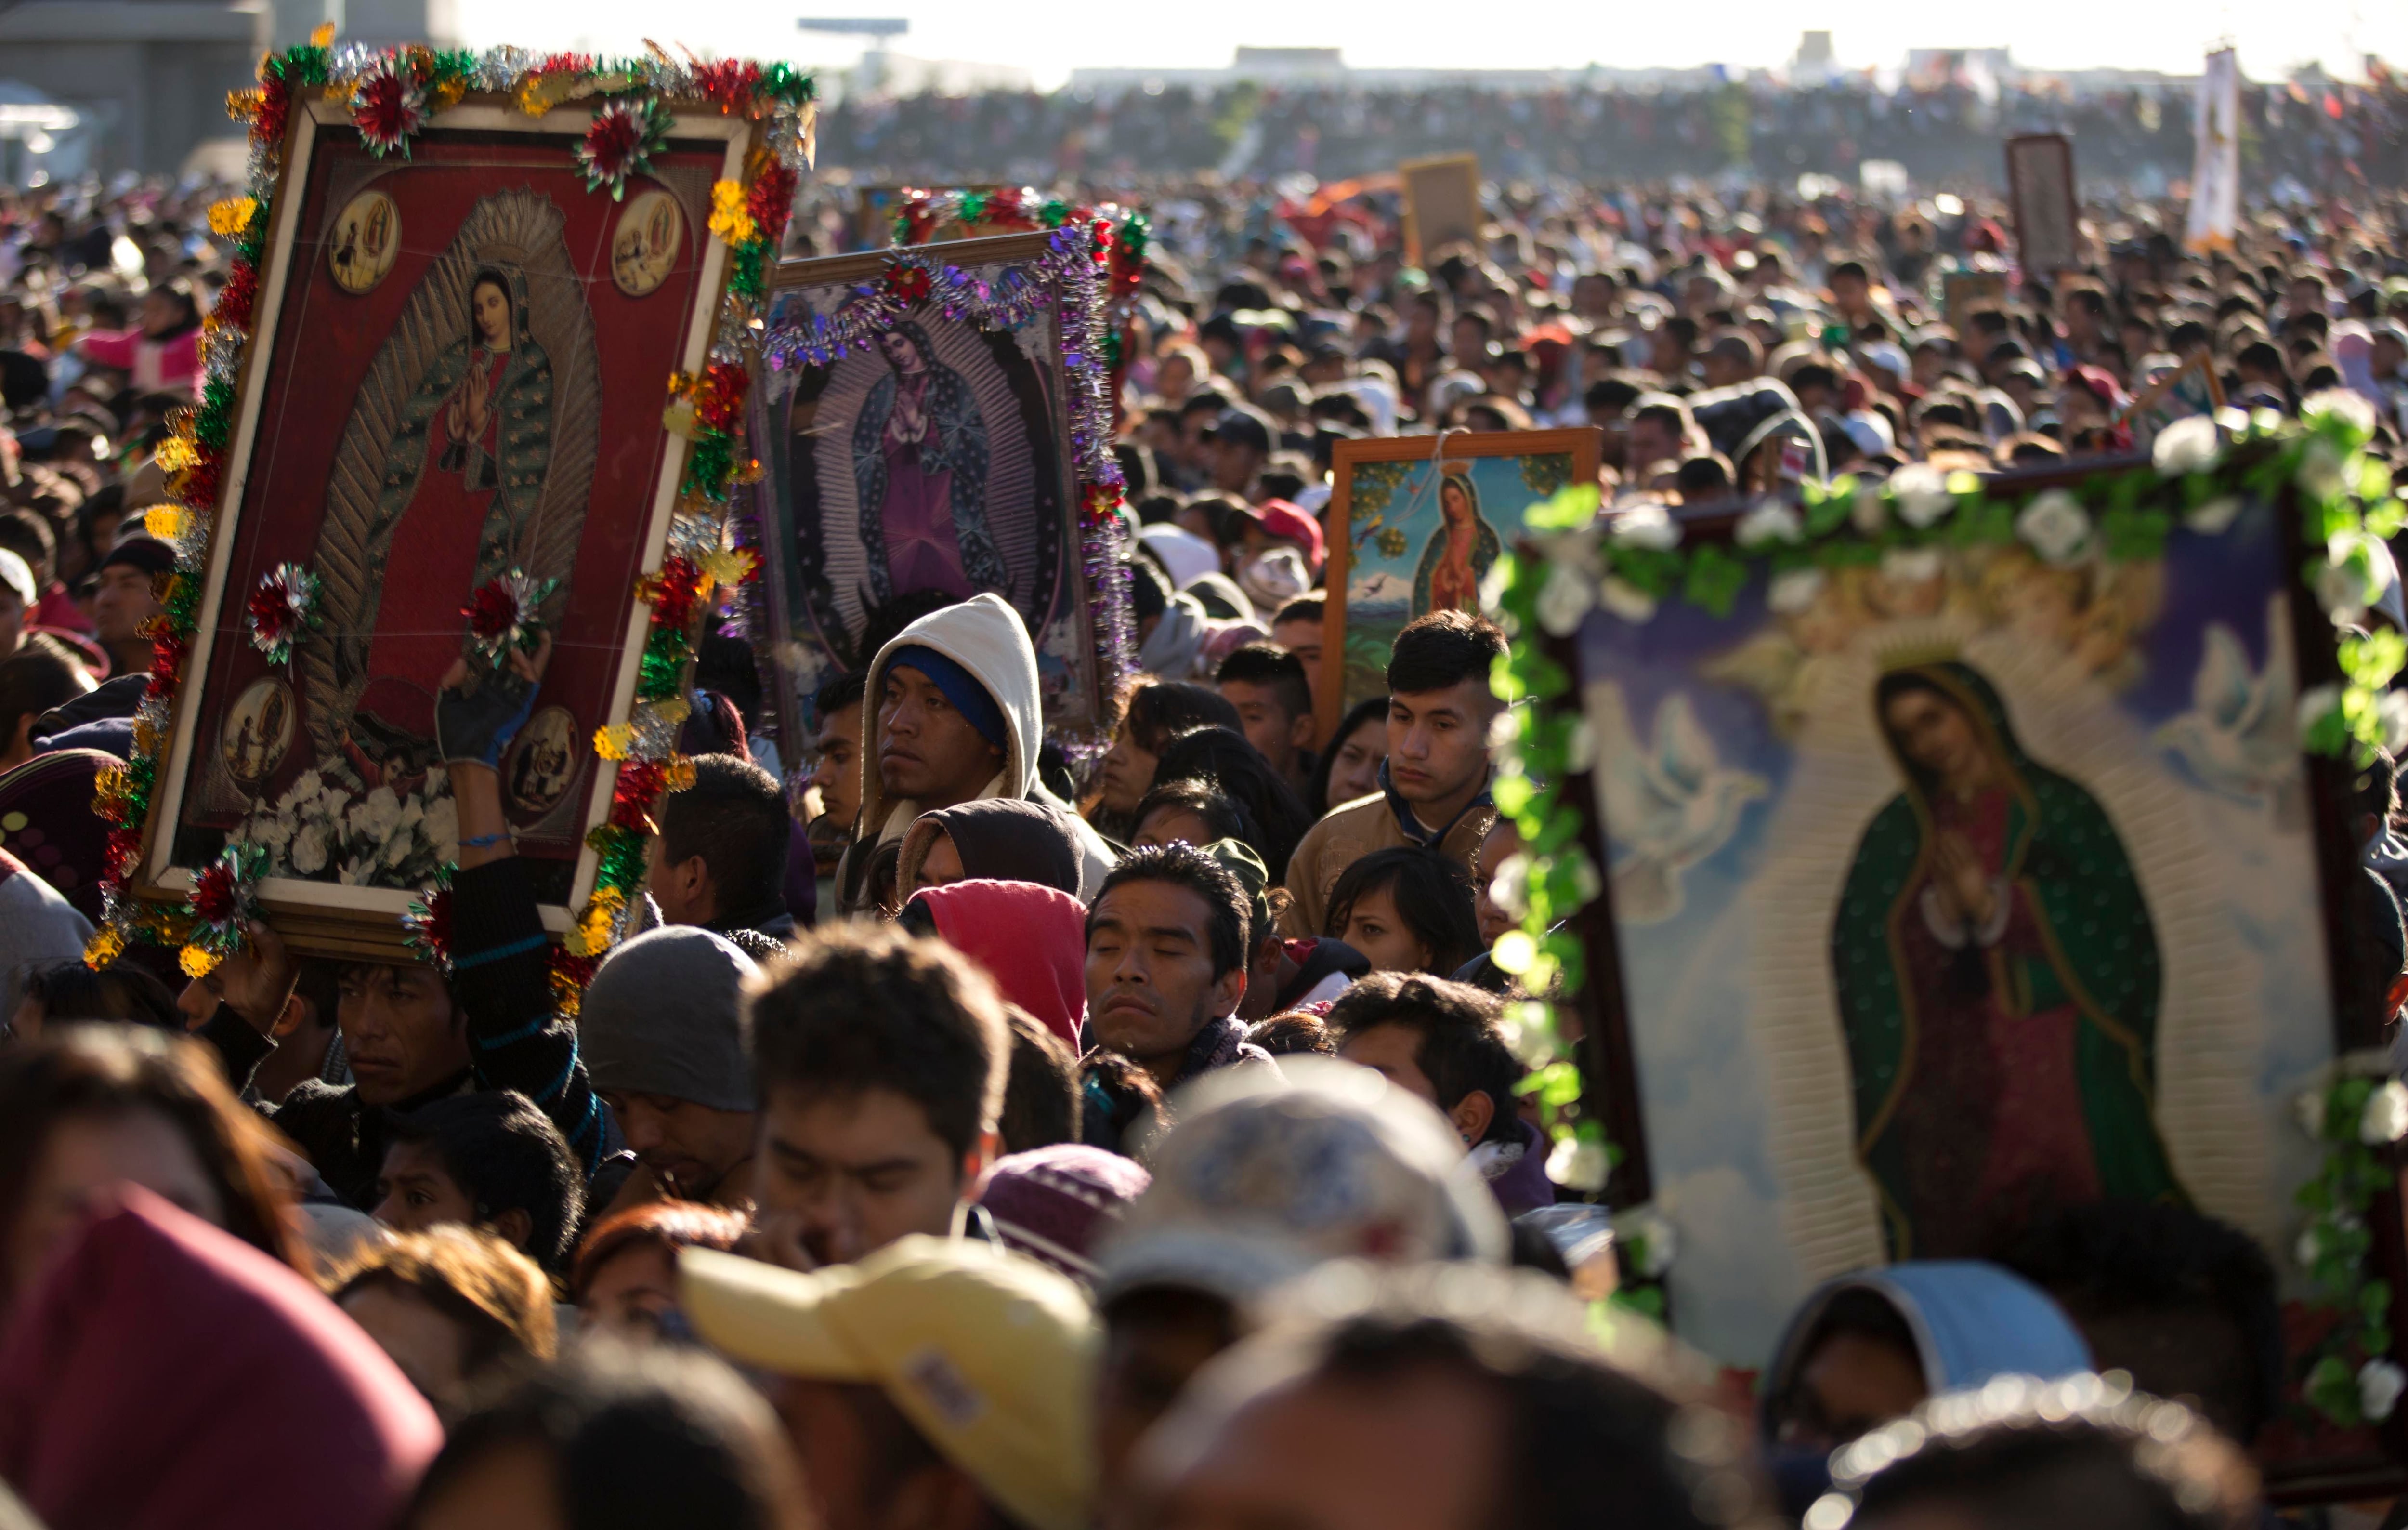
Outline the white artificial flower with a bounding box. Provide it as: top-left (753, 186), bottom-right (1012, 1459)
top-left (1881, 546), bottom-right (1944, 586)
top-left (251, 808), bottom-right (295, 850)
top-left (1562, 716), bottom-right (1597, 775)
top-left (1495, 999), bottom-right (1558, 1068)
top-left (1608, 502), bottom-right (1680, 552)
top-left (2363, 1359), bottom-right (2408, 1423)
top-left (2185, 495), bottom-right (2245, 536)
top-left (2361, 1080), bottom-right (2408, 1145)
top-left (2151, 414), bottom-right (2224, 477)
top-left (2296, 1226), bottom-right (2325, 1270)
top-left (290, 823), bottom-right (329, 876)
top-left (2385, 692), bottom-right (2408, 755)
top-left (1888, 463), bottom-right (1955, 528)
top-left (1535, 559), bottom-right (1597, 636)
top-left (1848, 490), bottom-right (1887, 536)
top-left (2319, 530), bottom-right (2388, 623)
top-left (1612, 1205), bottom-right (1677, 1276)
top-left (1477, 557), bottom-right (1515, 614)
top-left (1597, 577), bottom-right (1658, 623)
top-left (2297, 1088), bottom-right (2329, 1139)
top-left (2015, 489), bottom-right (2094, 566)
top-left (425, 794), bottom-right (459, 857)
top-left (1767, 566), bottom-right (1827, 614)
top-left (2298, 684), bottom-right (2343, 742)
top-left (2299, 435), bottom-right (2348, 499)
top-left (1548, 1134), bottom-right (1613, 1194)
top-left (2304, 388), bottom-right (2379, 443)
top-left (1488, 852), bottom-right (1531, 922)
top-left (1734, 500), bottom-right (1803, 549)
top-left (338, 854), bottom-right (373, 887)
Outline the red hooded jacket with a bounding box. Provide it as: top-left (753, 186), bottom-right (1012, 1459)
top-left (906, 879), bottom-right (1089, 1051)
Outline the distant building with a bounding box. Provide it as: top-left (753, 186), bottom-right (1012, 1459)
top-left (1068, 47), bottom-right (1721, 96)
top-left (0, 0), bottom-right (268, 176)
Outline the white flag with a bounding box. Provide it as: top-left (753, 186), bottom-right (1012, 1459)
top-left (2186, 48), bottom-right (2240, 251)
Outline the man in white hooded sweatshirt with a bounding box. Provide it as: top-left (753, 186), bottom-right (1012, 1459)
top-left (838, 593), bottom-right (1115, 914)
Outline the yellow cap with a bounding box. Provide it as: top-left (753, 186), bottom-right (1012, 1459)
top-left (682, 1237), bottom-right (1098, 1530)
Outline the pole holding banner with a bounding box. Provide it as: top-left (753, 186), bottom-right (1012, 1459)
top-left (2186, 47), bottom-right (2241, 252)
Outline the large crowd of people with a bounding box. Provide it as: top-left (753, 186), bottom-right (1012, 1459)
top-left (0, 54), bottom-right (2404, 1530)
top-left (816, 70), bottom-right (2408, 187)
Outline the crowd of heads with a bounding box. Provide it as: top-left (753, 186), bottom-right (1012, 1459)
top-left (0, 73), bottom-right (2402, 1530)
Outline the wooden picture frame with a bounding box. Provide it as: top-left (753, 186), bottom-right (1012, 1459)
top-left (1318, 428), bottom-right (1598, 747)
top-left (138, 93), bottom-right (758, 961)
top-left (756, 233), bottom-right (1108, 750)
top-left (2006, 132), bottom-right (2081, 275)
top-left (1942, 269), bottom-right (2010, 332)
top-left (1399, 153), bottom-right (1481, 268)
top-left (1546, 460), bottom-right (2408, 1499)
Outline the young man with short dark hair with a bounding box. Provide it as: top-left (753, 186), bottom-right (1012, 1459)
top-left (197, 640), bottom-right (605, 1207)
top-left (374, 1089), bottom-right (587, 1273)
top-left (1268, 594), bottom-right (1327, 713)
top-left (648, 752), bottom-right (796, 958)
top-left (1282, 612), bottom-right (1502, 938)
top-left (1215, 642), bottom-right (1316, 798)
top-left (806, 670), bottom-right (868, 882)
top-left (1085, 844), bottom-right (1269, 1090)
top-left (1327, 973), bottom-right (1554, 1215)
top-left (746, 924), bottom-right (1009, 1269)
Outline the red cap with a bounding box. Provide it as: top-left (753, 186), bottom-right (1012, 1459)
top-left (1254, 498), bottom-right (1324, 569)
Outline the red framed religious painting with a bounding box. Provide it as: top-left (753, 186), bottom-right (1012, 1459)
top-left (115, 63), bottom-right (802, 963)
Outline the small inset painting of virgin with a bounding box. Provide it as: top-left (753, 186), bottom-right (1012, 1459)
top-left (220, 677), bottom-right (296, 792)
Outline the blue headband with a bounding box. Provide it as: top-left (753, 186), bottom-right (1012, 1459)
top-left (887, 645), bottom-right (1007, 751)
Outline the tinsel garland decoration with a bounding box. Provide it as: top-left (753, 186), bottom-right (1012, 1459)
top-left (892, 188), bottom-right (1151, 370)
top-left (178, 841), bottom-right (272, 978)
top-left (761, 228), bottom-right (1138, 752)
top-left (88, 36), bottom-right (816, 999)
top-left (245, 561), bottom-right (320, 667)
top-left (577, 96), bottom-right (672, 200)
top-left (402, 866), bottom-right (454, 973)
top-left (462, 569), bottom-right (557, 667)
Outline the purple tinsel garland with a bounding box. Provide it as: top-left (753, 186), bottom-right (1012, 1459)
top-left (762, 227), bottom-right (1135, 756)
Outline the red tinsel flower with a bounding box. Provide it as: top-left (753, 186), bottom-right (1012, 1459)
top-left (641, 555), bottom-right (702, 630)
top-left (694, 362), bottom-right (748, 433)
top-left (251, 76), bottom-right (291, 149)
top-left (105, 827), bottom-right (144, 878)
top-left (548, 945), bottom-right (600, 996)
top-left (352, 68), bottom-right (427, 157)
top-left (245, 581), bottom-right (291, 640)
top-left (150, 632), bottom-right (188, 692)
top-left (695, 59), bottom-right (763, 115)
top-left (746, 163), bottom-right (798, 249)
top-left (176, 458), bottom-right (222, 512)
top-left (533, 52), bottom-right (595, 77)
top-left (462, 578), bottom-right (519, 641)
top-left (1091, 218), bottom-right (1114, 264)
top-left (990, 186), bottom-right (1022, 222)
top-left (191, 861), bottom-right (238, 923)
top-left (609, 760), bottom-right (670, 830)
top-left (885, 264), bottom-right (931, 303)
top-left (216, 261), bottom-right (259, 332)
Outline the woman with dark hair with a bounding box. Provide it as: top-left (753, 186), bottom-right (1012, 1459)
top-left (1309, 694), bottom-right (1390, 818)
top-left (71, 277), bottom-right (201, 396)
top-left (1132, 778), bottom-right (1253, 854)
top-left (1091, 680), bottom-right (1242, 842)
top-left (0, 1025), bottom-right (305, 1322)
top-left (1322, 846), bottom-right (1481, 976)
top-left (1151, 724), bottom-right (1315, 882)
top-left (10, 961), bottom-right (181, 1038)
top-left (405, 1340), bottom-right (809, 1530)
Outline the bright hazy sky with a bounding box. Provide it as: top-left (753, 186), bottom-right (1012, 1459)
top-left (454, 0), bottom-right (2407, 90)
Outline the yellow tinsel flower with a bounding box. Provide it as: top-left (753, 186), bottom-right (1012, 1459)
top-left (593, 724), bottom-right (635, 761)
top-left (154, 435), bottom-right (201, 474)
top-left (310, 20), bottom-right (334, 45)
top-left (131, 719), bottom-right (160, 756)
top-left (179, 945), bottom-right (223, 979)
top-left (207, 198), bottom-right (258, 237)
top-left (655, 695), bottom-right (691, 726)
top-left (660, 398), bottom-right (697, 440)
top-left (144, 505), bottom-right (187, 540)
top-left (427, 77), bottom-right (468, 115)
top-left (665, 757), bottom-right (698, 792)
top-left (707, 181), bottom-right (757, 247)
top-left (700, 548), bottom-right (757, 590)
top-left (92, 761), bottom-right (129, 807)
top-left (513, 70), bottom-right (586, 117)
top-left (83, 926), bottom-right (125, 970)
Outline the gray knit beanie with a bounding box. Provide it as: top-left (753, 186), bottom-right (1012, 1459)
top-left (579, 926), bottom-right (761, 1112)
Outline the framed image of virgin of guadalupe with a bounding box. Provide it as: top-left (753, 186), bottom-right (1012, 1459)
top-left (1319, 428), bottom-right (1599, 745)
top-left (142, 91), bottom-right (762, 957)
top-left (1546, 452), bottom-right (2408, 1495)
top-left (755, 233), bottom-right (1111, 745)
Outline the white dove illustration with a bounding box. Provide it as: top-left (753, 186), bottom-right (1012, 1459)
top-left (1587, 680), bottom-right (1768, 925)
top-left (2154, 592), bottom-right (2299, 803)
